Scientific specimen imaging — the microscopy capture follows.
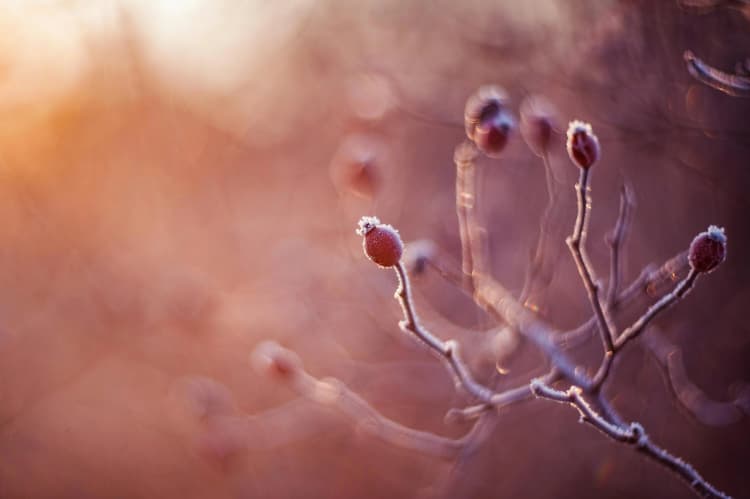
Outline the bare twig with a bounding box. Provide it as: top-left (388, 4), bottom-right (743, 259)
top-left (394, 262), bottom-right (494, 403)
top-left (294, 366), bottom-right (476, 457)
top-left (520, 152), bottom-right (563, 307)
top-left (606, 183), bottom-right (635, 306)
top-left (456, 153), bottom-right (591, 382)
top-left (614, 270), bottom-right (699, 351)
top-left (643, 330), bottom-right (747, 426)
top-left (445, 370), bottom-right (559, 423)
top-left (684, 50), bottom-right (750, 98)
top-left (423, 249), bottom-right (475, 298)
top-left (557, 250), bottom-right (688, 348)
top-left (473, 272), bottom-right (592, 389)
top-left (531, 380), bottom-right (731, 499)
top-left (567, 167), bottom-right (616, 365)
top-left (455, 141), bottom-right (487, 290)
top-left (588, 263), bottom-right (698, 391)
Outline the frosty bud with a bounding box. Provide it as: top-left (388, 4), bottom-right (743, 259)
top-left (357, 216), bottom-right (404, 268)
top-left (566, 120), bottom-right (600, 169)
top-left (688, 225), bottom-right (727, 274)
top-left (520, 95), bottom-right (556, 157)
top-left (464, 85), bottom-right (515, 158)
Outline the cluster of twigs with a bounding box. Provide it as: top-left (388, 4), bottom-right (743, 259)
top-left (252, 93), bottom-right (737, 498)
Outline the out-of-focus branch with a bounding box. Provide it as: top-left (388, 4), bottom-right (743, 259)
top-left (520, 152), bottom-right (563, 308)
top-left (684, 50), bottom-right (750, 98)
top-left (251, 341), bottom-right (477, 459)
top-left (606, 183), bottom-right (635, 306)
top-left (643, 330), bottom-right (748, 426)
top-left (473, 272), bottom-right (592, 389)
top-left (455, 142), bottom-right (488, 291)
top-left (455, 150), bottom-right (591, 381)
top-left (678, 0), bottom-right (750, 13)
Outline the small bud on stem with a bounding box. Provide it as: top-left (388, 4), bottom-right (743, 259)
top-left (464, 85), bottom-right (515, 157)
top-left (689, 226), bottom-right (727, 274)
top-left (566, 120), bottom-right (600, 169)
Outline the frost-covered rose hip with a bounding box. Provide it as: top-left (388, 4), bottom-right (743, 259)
top-left (357, 216), bottom-right (403, 268)
top-left (566, 120), bottom-right (600, 169)
top-left (464, 85), bottom-right (515, 158)
top-left (688, 225), bottom-right (727, 274)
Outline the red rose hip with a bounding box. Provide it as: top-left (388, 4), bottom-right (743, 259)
top-left (566, 120), bottom-right (600, 169)
top-left (688, 225), bottom-right (727, 274)
top-left (464, 85), bottom-right (515, 158)
top-left (357, 216), bottom-right (404, 268)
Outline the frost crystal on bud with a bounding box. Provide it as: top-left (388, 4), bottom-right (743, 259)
top-left (464, 85), bottom-right (515, 158)
top-left (356, 216), bottom-right (381, 236)
top-left (357, 216), bottom-right (403, 268)
top-left (566, 120), bottom-right (600, 169)
top-left (688, 225), bottom-right (727, 274)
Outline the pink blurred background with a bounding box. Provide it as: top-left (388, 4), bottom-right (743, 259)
top-left (0, 1), bottom-right (748, 498)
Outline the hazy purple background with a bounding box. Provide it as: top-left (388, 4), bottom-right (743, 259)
top-left (0, 1), bottom-right (748, 498)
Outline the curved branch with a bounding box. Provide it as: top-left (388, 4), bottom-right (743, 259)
top-left (684, 50), bottom-right (750, 98)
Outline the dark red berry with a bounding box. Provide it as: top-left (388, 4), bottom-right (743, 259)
top-left (464, 85), bottom-right (515, 158)
top-left (566, 120), bottom-right (600, 169)
top-left (357, 216), bottom-right (403, 268)
top-left (688, 226), bottom-right (727, 273)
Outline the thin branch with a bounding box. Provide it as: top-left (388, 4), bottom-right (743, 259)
top-left (297, 371), bottom-right (475, 459)
top-left (396, 260), bottom-right (583, 417)
top-left (531, 380), bottom-right (731, 499)
top-left (520, 152), bottom-right (563, 307)
top-left (446, 370), bottom-right (559, 423)
top-left (595, 393), bottom-right (626, 428)
top-left (455, 141), bottom-right (487, 290)
top-left (643, 331), bottom-right (746, 426)
top-left (606, 183), bottom-right (635, 306)
top-left (567, 167), bottom-right (616, 356)
top-left (424, 249), bottom-right (475, 298)
top-left (251, 342), bottom-right (480, 459)
top-left (472, 272), bottom-right (592, 389)
top-left (394, 262), bottom-right (494, 403)
top-left (684, 50), bottom-right (750, 98)
top-left (589, 269), bottom-right (699, 390)
top-left (557, 250), bottom-right (688, 348)
top-left (614, 270), bottom-right (699, 351)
